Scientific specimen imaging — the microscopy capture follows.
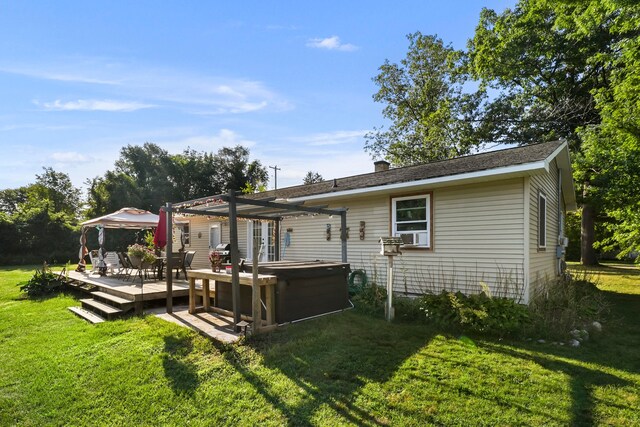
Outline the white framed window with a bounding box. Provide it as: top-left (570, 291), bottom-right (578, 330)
top-left (538, 192), bottom-right (547, 249)
top-left (182, 222), bottom-right (190, 246)
top-left (392, 194), bottom-right (431, 248)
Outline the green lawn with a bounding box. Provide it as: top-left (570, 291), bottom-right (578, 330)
top-left (0, 264), bottom-right (638, 426)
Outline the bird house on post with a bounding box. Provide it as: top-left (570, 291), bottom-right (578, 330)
top-left (379, 237), bottom-right (403, 322)
top-left (379, 237), bottom-right (403, 256)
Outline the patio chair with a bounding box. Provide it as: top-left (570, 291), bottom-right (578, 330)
top-left (89, 250), bottom-right (99, 273)
top-left (183, 251), bottom-right (196, 274)
top-left (104, 252), bottom-right (120, 275)
top-left (167, 252), bottom-right (186, 280)
top-left (116, 252), bottom-right (133, 280)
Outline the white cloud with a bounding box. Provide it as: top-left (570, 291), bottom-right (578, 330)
top-left (51, 151), bottom-right (89, 162)
top-left (37, 99), bottom-right (154, 112)
top-left (294, 129), bottom-right (368, 146)
top-left (306, 36), bottom-right (358, 52)
top-left (2, 58), bottom-right (290, 115)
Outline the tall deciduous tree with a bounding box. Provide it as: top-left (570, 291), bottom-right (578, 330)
top-left (468, 0), bottom-right (637, 265)
top-left (85, 143), bottom-right (268, 217)
top-left (365, 32), bottom-right (485, 166)
top-left (0, 168), bottom-right (81, 265)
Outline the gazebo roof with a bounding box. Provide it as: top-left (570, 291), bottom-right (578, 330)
top-left (81, 207), bottom-right (160, 229)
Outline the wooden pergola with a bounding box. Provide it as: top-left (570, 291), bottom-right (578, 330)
top-left (164, 189), bottom-right (348, 331)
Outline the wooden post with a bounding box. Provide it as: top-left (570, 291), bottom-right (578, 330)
top-left (228, 190), bottom-right (242, 331)
top-left (274, 219), bottom-right (281, 261)
top-left (202, 278), bottom-right (210, 311)
top-left (188, 276), bottom-right (196, 314)
top-left (266, 283), bottom-right (275, 326)
top-left (252, 237), bottom-right (261, 333)
top-left (340, 210), bottom-right (348, 263)
top-left (165, 203), bottom-right (173, 314)
top-left (385, 256), bottom-right (395, 321)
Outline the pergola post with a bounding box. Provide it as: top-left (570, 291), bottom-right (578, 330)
top-left (274, 218), bottom-right (281, 261)
top-left (165, 203), bottom-right (173, 314)
top-left (228, 190), bottom-right (242, 331)
top-left (340, 210), bottom-right (348, 263)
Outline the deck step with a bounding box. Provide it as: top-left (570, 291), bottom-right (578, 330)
top-left (68, 306), bottom-right (105, 324)
top-left (80, 298), bottom-right (124, 319)
top-left (91, 291), bottom-right (134, 306)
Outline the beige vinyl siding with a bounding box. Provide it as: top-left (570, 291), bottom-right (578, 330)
top-left (179, 216), bottom-right (234, 269)
top-left (284, 178), bottom-right (526, 301)
top-left (529, 159), bottom-right (561, 297)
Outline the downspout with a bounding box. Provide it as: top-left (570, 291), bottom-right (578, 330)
top-left (523, 177), bottom-right (530, 305)
top-left (557, 169), bottom-right (566, 275)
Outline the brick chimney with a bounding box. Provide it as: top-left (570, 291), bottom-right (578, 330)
top-left (374, 160), bottom-right (390, 172)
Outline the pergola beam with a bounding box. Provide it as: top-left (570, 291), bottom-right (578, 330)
top-left (177, 207), bottom-right (277, 221)
top-left (234, 196), bottom-right (345, 217)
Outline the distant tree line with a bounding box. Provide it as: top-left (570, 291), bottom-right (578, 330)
top-left (0, 144), bottom-right (267, 265)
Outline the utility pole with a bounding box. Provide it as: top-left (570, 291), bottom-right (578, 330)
top-left (269, 165), bottom-right (281, 189)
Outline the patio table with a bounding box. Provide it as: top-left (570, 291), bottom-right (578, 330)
top-left (186, 269), bottom-right (278, 326)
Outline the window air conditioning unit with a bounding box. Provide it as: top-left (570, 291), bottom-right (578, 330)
top-left (398, 232), bottom-right (428, 246)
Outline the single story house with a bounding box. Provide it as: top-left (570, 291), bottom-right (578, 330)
top-left (176, 140), bottom-right (576, 304)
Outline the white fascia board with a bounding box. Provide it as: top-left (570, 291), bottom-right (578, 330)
top-left (287, 160), bottom-right (547, 203)
top-left (545, 142), bottom-right (577, 211)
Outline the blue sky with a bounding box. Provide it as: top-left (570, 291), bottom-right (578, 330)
top-left (0, 0), bottom-right (515, 192)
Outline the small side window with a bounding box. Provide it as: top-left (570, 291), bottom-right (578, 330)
top-left (538, 193), bottom-right (547, 249)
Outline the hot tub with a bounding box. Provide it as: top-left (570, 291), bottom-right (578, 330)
top-left (214, 260), bottom-right (350, 323)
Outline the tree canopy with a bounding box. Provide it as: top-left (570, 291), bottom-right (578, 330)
top-left (303, 171), bottom-right (323, 185)
top-left (0, 168), bottom-right (81, 264)
top-left (364, 33), bottom-right (485, 166)
top-left (86, 144), bottom-right (268, 218)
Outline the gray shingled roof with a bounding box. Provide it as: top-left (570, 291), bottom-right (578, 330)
top-left (259, 140), bottom-right (564, 200)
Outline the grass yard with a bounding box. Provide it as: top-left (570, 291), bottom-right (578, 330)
top-left (0, 264), bottom-right (638, 426)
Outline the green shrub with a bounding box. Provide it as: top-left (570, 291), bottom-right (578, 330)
top-left (19, 264), bottom-right (66, 297)
top-left (418, 290), bottom-right (530, 337)
top-left (394, 296), bottom-right (426, 322)
top-left (527, 273), bottom-right (609, 339)
top-left (352, 282), bottom-right (386, 315)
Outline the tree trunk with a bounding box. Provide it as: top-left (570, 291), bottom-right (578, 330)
top-left (581, 203), bottom-right (598, 266)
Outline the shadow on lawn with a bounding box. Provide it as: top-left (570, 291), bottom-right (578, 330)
top-left (479, 290), bottom-right (640, 426)
top-left (225, 312), bottom-right (435, 426)
top-left (162, 334), bottom-right (199, 396)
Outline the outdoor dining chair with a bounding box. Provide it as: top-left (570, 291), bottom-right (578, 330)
top-left (183, 251), bottom-right (196, 274)
top-left (116, 252), bottom-right (133, 281)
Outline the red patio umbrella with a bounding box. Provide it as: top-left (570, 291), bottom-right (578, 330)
top-left (153, 208), bottom-right (167, 248)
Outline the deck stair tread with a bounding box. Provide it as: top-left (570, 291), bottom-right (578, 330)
top-left (80, 298), bottom-right (123, 315)
top-left (91, 291), bottom-right (134, 305)
top-left (68, 306), bottom-right (105, 323)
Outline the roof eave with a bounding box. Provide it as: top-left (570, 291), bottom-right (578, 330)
top-left (546, 142), bottom-right (577, 211)
top-left (287, 160), bottom-right (549, 203)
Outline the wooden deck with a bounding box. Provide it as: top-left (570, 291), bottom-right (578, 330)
top-left (66, 271), bottom-right (244, 343)
top-left (150, 305), bottom-right (242, 343)
top-left (66, 270), bottom-right (190, 302)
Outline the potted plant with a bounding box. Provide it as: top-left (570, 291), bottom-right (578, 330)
top-left (209, 251), bottom-right (223, 272)
top-left (127, 243), bottom-right (157, 268)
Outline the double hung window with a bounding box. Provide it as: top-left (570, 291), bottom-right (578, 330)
top-left (392, 194), bottom-right (431, 248)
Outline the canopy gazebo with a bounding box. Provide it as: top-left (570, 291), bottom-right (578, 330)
top-left (78, 207), bottom-right (176, 275)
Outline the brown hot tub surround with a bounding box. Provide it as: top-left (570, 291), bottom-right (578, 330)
top-left (214, 260), bottom-right (350, 323)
